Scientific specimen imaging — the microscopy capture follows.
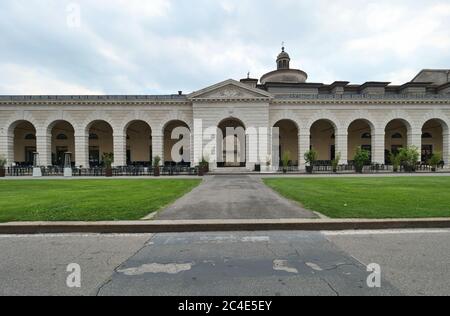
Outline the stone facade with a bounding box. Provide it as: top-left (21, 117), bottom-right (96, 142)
top-left (1, 48), bottom-right (449, 170)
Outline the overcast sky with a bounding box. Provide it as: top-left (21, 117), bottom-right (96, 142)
top-left (0, 0), bottom-right (449, 95)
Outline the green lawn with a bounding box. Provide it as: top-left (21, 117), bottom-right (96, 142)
top-left (0, 179), bottom-right (201, 222)
top-left (264, 177), bottom-right (450, 219)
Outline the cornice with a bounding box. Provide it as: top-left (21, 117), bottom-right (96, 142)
top-left (0, 100), bottom-right (192, 106)
top-left (272, 98), bottom-right (450, 105)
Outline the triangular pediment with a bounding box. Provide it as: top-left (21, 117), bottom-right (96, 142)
top-left (188, 79), bottom-right (273, 100)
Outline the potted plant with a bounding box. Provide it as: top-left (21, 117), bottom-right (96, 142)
top-left (353, 147), bottom-right (370, 173)
top-left (390, 152), bottom-right (401, 173)
top-left (304, 150), bottom-right (318, 174)
top-left (153, 156), bottom-right (161, 177)
top-left (282, 151), bottom-right (291, 174)
top-left (399, 146), bottom-right (420, 173)
top-left (0, 155), bottom-right (7, 178)
top-left (331, 152), bottom-right (341, 173)
top-left (428, 152), bottom-right (442, 172)
top-left (102, 153), bottom-right (114, 177)
top-left (198, 156), bottom-right (209, 176)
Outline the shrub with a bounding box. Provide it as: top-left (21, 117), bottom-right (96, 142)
top-left (398, 146), bottom-right (420, 172)
top-left (353, 147), bottom-right (370, 172)
top-left (0, 155), bottom-right (7, 168)
top-left (332, 152), bottom-right (341, 172)
top-left (153, 156), bottom-right (161, 167)
top-left (304, 150), bottom-right (318, 166)
top-left (429, 152), bottom-right (442, 170)
top-left (282, 151), bottom-right (291, 171)
top-left (390, 152), bottom-right (402, 172)
top-left (102, 153), bottom-right (114, 169)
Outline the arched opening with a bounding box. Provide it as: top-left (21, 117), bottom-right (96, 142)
top-left (310, 120), bottom-right (336, 163)
top-left (10, 121), bottom-right (36, 167)
top-left (217, 118), bottom-right (246, 168)
top-left (49, 121), bottom-right (75, 167)
top-left (87, 120), bottom-right (113, 167)
top-left (385, 119), bottom-right (410, 163)
top-left (422, 119), bottom-right (446, 163)
top-left (126, 121), bottom-right (152, 166)
top-left (163, 120), bottom-right (190, 166)
top-left (274, 120), bottom-right (299, 167)
top-left (348, 119), bottom-right (374, 163)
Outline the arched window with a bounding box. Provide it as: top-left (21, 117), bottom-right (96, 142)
top-left (392, 133), bottom-right (403, 139)
top-left (56, 134), bottom-right (68, 140)
top-left (89, 133), bottom-right (99, 140)
top-left (25, 134), bottom-right (36, 140)
top-left (422, 133), bottom-right (433, 139)
top-left (361, 133), bottom-right (372, 139)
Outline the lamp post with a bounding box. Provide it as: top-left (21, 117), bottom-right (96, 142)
top-left (64, 152), bottom-right (73, 177)
top-left (32, 152), bottom-right (42, 177)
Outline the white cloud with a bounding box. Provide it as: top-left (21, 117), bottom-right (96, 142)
top-left (0, 64), bottom-right (103, 95)
top-left (0, 0), bottom-right (448, 93)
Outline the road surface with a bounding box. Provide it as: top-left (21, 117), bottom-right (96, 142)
top-left (0, 229), bottom-right (449, 296)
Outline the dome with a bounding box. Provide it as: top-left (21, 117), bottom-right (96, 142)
top-left (277, 47), bottom-right (290, 60)
top-left (260, 47), bottom-right (308, 84)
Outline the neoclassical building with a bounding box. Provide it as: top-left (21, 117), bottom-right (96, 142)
top-left (1, 47), bottom-right (450, 171)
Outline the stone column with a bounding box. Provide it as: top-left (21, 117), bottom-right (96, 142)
top-left (0, 134), bottom-right (14, 166)
top-left (408, 129), bottom-right (422, 161)
top-left (246, 127), bottom-right (258, 170)
top-left (113, 134), bottom-right (127, 167)
top-left (335, 131), bottom-right (348, 165)
top-left (152, 133), bottom-right (164, 165)
top-left (443, 131), bottom-right (450, 166)
top-left (74, 132), bottom-right (89, 168)
top-left (372, 132), bottom-right (385, 164)
top-left (298, 129), bottom-right (310, 171)
top-left (36, 133), bottom-right (52, 166)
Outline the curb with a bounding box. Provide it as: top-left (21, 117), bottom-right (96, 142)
top-left (1, 218), bottom-right (450, 234)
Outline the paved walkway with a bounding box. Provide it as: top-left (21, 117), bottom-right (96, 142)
top-left (155, 175), bottom-right (317, 220)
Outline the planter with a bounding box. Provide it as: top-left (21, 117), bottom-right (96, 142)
top-left (105, 168), bottom-right (113, 177)
top-left (432, 167), bottom-right (437, 172)
top-left (261, 165), bottom-right (273, 173)
top-left (0, 168), bottom-right (5, 178)
top-left (306, 166), bottom-right (313, 174)
top-left (154, 167), bottom-right (160, 177)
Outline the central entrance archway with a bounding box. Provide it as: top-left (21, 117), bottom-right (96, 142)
top-left (217, 118), bottom-right (246, 168)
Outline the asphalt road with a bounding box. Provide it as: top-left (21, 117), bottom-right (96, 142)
top-left (156, 176), bottom-right (317, 220)
top-left (0, 229), bottom-right (449, 296)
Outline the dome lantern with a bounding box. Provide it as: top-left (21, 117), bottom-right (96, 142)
top-left (277, 46), bottom-right (291, 70)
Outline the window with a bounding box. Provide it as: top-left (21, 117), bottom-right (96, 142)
top-left (361, 133), bottom-right (372, 139)
top-left (89, 133), bottom-right (99, 140)
top-left (25, 134), bottom-right (36, 140)
top-left (56, 134), bottom-right (68, 140)
top-left (392, 133), bottom-right (403, 139)
top-left (422, 133), bottom-right (433, 139)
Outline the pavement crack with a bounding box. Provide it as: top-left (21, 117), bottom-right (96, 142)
top-left (94, 234), bottom-right (155, 296)
top-left (323, 263), bottom-right (357, 271)
top-left (321, 278), bottom-right (340, 296)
